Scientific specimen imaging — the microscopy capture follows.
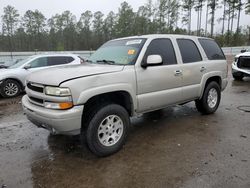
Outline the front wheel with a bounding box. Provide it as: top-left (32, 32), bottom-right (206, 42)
top-left (195, 81), bottom-right (221, 115)
top-left (85, 104), bottom-right (130, 157)
top-left (0, 79), bottom-right (21, 98)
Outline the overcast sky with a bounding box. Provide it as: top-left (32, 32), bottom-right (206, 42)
top-left (1, 0), bottom-right (250, 33)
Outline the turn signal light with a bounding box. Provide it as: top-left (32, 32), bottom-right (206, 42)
top-left (59, 102), bottom-right (73, 110)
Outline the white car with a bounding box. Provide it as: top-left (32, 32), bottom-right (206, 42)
top-left (0, 54), bottom-right (84, 98)
top-left (232, 51), bottom-right (250, 80)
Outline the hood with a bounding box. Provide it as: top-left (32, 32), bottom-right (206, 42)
top-left (26, 63), bottom-right (125, 86)
top-left (235, 52), bottom-right (250, 58)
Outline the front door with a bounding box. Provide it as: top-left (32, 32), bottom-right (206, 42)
top-left (136, 38), bottom-right (182, 113)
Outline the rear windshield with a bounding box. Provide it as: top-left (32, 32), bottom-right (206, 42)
top-left (198, 39), bottom-right (225, 60)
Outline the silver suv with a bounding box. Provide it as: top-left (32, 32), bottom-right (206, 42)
top-left (0, 54), bottom-right (83, 98)
top-left (22, 35), bottom-right (228, 156)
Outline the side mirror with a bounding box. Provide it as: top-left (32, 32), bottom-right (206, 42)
top-left (241, 49), bottom-right (246, 53)
top-left (142, 55), bottom-right (163, 68)
top-left (23, 64), bottom-right (31, 70)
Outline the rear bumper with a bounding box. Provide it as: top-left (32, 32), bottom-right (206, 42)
top-left (22, 95), bottom-right (84, 135)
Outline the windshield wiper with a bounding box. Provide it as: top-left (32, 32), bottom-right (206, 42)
top-left (96, 59), bottom-right (115, 65)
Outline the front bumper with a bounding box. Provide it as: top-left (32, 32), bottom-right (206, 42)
top-left (22, 95), bottom-right (84, 135)
top-left (232, 63), bottom-right (250, 76)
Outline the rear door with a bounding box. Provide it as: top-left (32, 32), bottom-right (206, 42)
top-left (176, 38), bottom-right (205, 101)
top-left (136, 38), bottom-right (182, 113)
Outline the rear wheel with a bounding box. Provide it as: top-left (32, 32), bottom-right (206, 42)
top-left (84, 104), bottom-right (129, 157)
top-left (0, 79), bottom-right (21, 98)
top-left (195, 81), bottom-right (221, 115)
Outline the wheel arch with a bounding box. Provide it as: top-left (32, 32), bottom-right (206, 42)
top-left (81, 90), bottom-right (134, 130)
top-left (199, 73), bottom-right (222, 99)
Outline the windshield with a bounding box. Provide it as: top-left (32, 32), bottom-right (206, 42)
top-left (88, 38), bottom-right (146, 65)
top-left (8, 56), bottom-right (34, 69)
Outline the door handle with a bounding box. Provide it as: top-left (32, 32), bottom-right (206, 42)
top-left (200, 66), bottom-right (206, 72)
top-left (174, 70), bottom-right (182, 76)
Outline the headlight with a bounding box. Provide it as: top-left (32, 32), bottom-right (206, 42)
top-left (44, 101), bottom-right (73, 110)
top-left (45, 86), bottom-right (71, 96)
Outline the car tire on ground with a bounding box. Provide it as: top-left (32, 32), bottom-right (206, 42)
top-left (195, 81), bottom-right (221, 115)
top-left (232, 73), bottom-right (244, 81)
top-left (0, 79), bottom-right (21, 98)
top-left (84, 104), bottom-right (130, 157)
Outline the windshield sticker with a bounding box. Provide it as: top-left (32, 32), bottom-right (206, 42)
top-left (126, 40), bottom-right (142, 46)
top-left (128, 49), bottom-right (136, 55)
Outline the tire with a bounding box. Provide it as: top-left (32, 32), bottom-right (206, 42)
top-left (0, 79), bottom-right (21, 98)
top-left (84, 104), bottom-right (130, 157)
top-left (195, 81), bottom-right (221, 115)
top-left (232, 73), bottom-right (244, 81)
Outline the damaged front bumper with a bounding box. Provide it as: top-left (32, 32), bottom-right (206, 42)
top-left (232, 62), bottom-right (250, 77)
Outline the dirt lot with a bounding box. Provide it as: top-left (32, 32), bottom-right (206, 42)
top-left (0, 73), bottom-right (250, 188)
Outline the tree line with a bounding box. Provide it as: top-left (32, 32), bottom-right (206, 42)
top-left (1, 0), bottom-right (250, 52)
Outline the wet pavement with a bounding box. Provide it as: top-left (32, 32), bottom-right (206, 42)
top-left (0, 77), bottom-right (250, 188)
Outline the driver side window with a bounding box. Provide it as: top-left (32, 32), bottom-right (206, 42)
top-left (144, 38), bottom-right (177, 65)
top-left (29, 57), bottom-right (48, 68)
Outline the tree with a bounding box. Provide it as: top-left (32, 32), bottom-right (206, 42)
top-left (209, 0), bottom-right (216, 37)
top-left (229, 0), bottom-right (238, 33)
top-left (60, 11), bottom-right (77, 50)
top-left (182, 0), bottom-right (195, 34)
top-left (195, 0), bottom-right (204, 36)
top-left (246, 0), bottom-right (250, 14)
top-left (167, 0), bottom-right (180, 32)
top-left (134, 6), bottom-right (149, 35)
top-left (77, 10), bottom-right (93, 50)
top-left (115, 2), bottom-right (135, 37)
top-left (236, 0), bottom-right (243, 34)
top-left (220, 0), bottom-right (227, 35)
top-left (93, 11), bottom-right (104, 48)
top-left (1, 5), bottom-right (19, 53)
top-left (103, 11), bottom-right (116, 41)
top-left (205, 1), bottom-right (209, 36)
top-left (156, 0), bottom-right (167, 33)
top-left (22, 10), bottom-right (46, 50)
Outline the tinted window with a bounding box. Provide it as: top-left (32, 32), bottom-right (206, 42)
top-left (48, 56), bottom-right (74, 66)
top-left (198, 39), bottom-right (225, 60)
top-left (177, 39), bottom-right (202, 63)
top-left (29, 57), bottom-right (48, 68)
top-left (144, 38), bottom-right (177, 65)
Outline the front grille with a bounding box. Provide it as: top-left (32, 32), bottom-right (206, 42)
top-left (29, 96), bottom-right (44, 105)
top-left (237, 57), bottom-right (250, 69)
top-left (27, 82), bottom-right (44, 93)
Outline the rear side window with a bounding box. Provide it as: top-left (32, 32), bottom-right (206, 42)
top-left (144, 38), bottom-right (177, 65)
top-left (198, 39), bottom-right (225, 60)
top-left (48, 56), bottom-right (74, 66)
top-left (177, 39), bottom-right (202, 63)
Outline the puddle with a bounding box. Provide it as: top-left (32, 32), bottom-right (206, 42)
top-left (237, 105), bottom-right (250, 113)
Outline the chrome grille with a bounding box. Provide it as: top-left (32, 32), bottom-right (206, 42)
top-left (29, 96), bottom-right (44, 105)
top-left (27, 82), bottom-right (44, 93)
